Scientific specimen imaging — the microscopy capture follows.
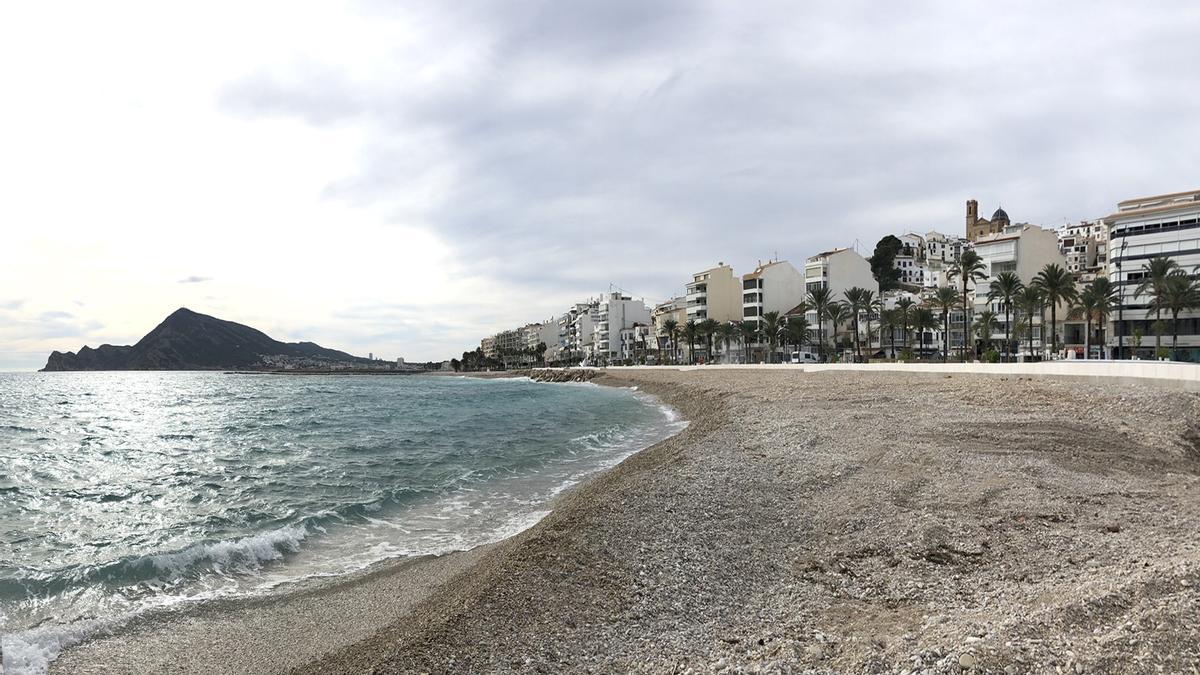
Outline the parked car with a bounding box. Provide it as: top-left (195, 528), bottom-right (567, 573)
top-left (789, 351), bottom-right (820, 364)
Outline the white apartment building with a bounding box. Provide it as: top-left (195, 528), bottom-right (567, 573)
top-left (742, 259), bottom-right (806, 324)
top-left (685, 264), bottom-right (742, 322)
top-left (922, 231), bottom-right (965, 290)
top-left (1058, 219), bottom-right (1108, 282)
top-left (523, 320), bottom-right (559, 353)
top-left (804, 248), bottom-right (875, 355)
top-left (593, 292), bottom-right (652, 364)
top-left (963, 224), bottom-right (1067, 357)
top-left (895, 233), bottom-right (928, 289)
top-left (559, 300), bottom-right (600, 363)
top-left (1105, 188), bottom-right (1200, 360)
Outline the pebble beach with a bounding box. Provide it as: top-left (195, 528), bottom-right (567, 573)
top-left (54, 368), bottom-right (1200, 673)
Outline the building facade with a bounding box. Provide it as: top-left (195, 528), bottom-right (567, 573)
top-left (592, 292), bottom-right (652, 364)
top-left (1105, 188), bottom-right (1200, 360)
top-left (966, 199), bottom-right (1012, 242)
top-left (965, 224), bottom-right (1067, 357)
top-left (685, 264), bottom-right (742, 322)
top-left (742, 260), bottom-right (806, 324)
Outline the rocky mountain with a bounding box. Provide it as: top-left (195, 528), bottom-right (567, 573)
top-left (42, 308), bottom-right (373, 371)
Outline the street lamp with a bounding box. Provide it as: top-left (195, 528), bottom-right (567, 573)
top-left (1115, 236), bottom-right (1127, 359)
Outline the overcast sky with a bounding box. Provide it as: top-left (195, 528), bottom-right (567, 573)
top-left (3, 1), bottom-right (1199, 369)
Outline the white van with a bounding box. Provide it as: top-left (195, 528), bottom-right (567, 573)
top-left (790, 351), bottom-right (819, 364)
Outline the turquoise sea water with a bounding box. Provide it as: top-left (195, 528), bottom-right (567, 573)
top-left (0, 372), bottom-right (683, 673)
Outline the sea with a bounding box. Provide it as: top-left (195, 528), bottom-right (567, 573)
top-left (0, 372), bottom-right (684, 674)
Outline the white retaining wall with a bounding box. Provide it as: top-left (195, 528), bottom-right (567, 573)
top-left (598, 361), bottom-right (1200, 392)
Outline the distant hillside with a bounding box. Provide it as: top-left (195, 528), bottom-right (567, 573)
top-left (42, 308), bottom-right (375, 371)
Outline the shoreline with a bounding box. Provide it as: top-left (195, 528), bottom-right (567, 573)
top-left (43, 371), bottom-right (685, 674)
top-left (44, 369), bottom-right (1200, 672)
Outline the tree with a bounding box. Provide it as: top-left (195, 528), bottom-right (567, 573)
top-left (843, 287), bottom-right (872, 362)
top-left (826, 303), bottom-right (851, 360)
top-left (1015, 285), bottom-right (1044, 361)
top-left (1088, 277), bottom-right (1118, 357)
top-left (1134, 257), bottom-right (1182, 357)
top-left (699, 318), bottom-right (719, 364)
top-left (450, 358), bottom-right (461, 372)
top-left (762, 311), bottom-right (784, 363)
top-left (661, 318), bottom-right (678, 364)
top-left (986, 271), bottom-right (1024, 362)
top-left (974, 310), bottom-right (999, 355)
top-left (738, 320), bottom-right (759, 363)
top-left (913, 307), bottom-right (938, 357)
top-left (933, 287), bottom-right (958, 362)
top-left (1153, 272), bottom-right (1200, 361)
top-left (786, 316), bottom-right (811, 356)
top-left (683, 319), bottom-right (699, 364)
top-left (880, 308), bottom-right (900, 359)
top-left (894, 297), bottom-right (915, 352)
top-left (947, 249), bottom-right (987, 362)
top-left (1032, 263), bottom-right (1078, 358)
top-left (716, 321), bottom-right (737, 364)
top-left (869, 235), bottom-right (904, 298)
top-left (1068, 288), bottom-right (1099, 359)
top-left (807, 286), bottom-right (835, 362)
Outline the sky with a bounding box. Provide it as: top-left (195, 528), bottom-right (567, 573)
top-left (3, 1), bottom-right (1199, 369)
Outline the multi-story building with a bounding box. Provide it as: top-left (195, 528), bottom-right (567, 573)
top-left (963, 223), bottom-right (1066, 357)
top-left (559, 300), bottom-right (600, 364)
top-left (921, 230), bottom-right (965, 290)
top-left (480, 336), bottom-right (497, 360)
top-left (1058, 219), bottom-right (1108, 282)
top-left (1105, 188), bottom-right (1200, 360)
top-left (895, 233), bottom-right (928, 289)
top-left (522, 320), bottom-right (559, 356)
top-left (804, 248), bottom-right (875, 355)
top-left (592, 292), bottom-right (652, 364)
top-left (651, 296), bottom-right (687, 353)
top-left (742, 259), bottom-right (806, 325)
top-left (685, 264), bottom-right (741, 322)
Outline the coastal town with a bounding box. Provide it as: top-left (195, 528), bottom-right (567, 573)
top-left (461, 187), bottom-right (1200, 370)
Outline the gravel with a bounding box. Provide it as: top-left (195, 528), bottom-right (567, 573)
top-left (300, 369), bottom-right (1200, 674)
top-left (59, 369), bottom-right (1200, 673)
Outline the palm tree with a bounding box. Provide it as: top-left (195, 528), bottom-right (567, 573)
top-left (698, 318), bottom-right (719, 364)
top-left (716, 321), bottom-right (737, 364)
top-left (737, 320), bottom-right (759, 363)
top-left (1153, 272), bottom-right (1200, 361)
top-left (947, 249), bottom-right (987, 362)
top-left (661, 318), bottom-right (679, 364)
top-left (807, 287), bottom-right (835, 362)
top-left (974, 310), bottom-right (999, 356)
top-left (880, 308), bottom-right (900, 359)
top-left (913, 307), bottom-right (938, 357)
top-left (933, 286), bottom-right (958, 362)
top-left (1068, 286), bottom-right (1101, 360)
top-left (826, 303), bottom-right (851, 361)
top-left (843, 287), bottom-right (871, 362)
top-left (1089, 277), bottom-right (1118, 357)
top-left (1134, 257), bottom-right (1182, 357)
top-left (786, 316), bottom-right (811, 356)
top-left (894, 297), bottom-right (915, 353)
top-left (762, 311), bottom-right (784, 363)
top-left (1032, 263), bottom-right (1078, 358)
top-left (1015, 285), bottom-right (1044, 361)
top-left (683, 319), bottom-right (699, 364)
top-left (987, 271), bottom-right (1024, 362)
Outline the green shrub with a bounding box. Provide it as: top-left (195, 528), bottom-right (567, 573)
top-left (984, 349), bottom-right (1000, 363)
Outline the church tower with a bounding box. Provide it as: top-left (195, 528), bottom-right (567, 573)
top-left (966, 199), bottom-right (979, 237)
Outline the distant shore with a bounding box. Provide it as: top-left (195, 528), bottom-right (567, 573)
top-left (54, 369), bottom-right (1200, 673)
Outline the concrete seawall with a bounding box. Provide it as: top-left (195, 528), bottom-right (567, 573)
top-left (601, 361), bottom-right (1200, 391)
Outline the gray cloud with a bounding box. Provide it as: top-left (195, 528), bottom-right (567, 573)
top-left (179, 276), bottom-right (212, 284)
top-left (219, 0), bottom-right (1200, 356)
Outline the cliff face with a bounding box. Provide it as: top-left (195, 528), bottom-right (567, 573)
top-left (41, 308), bottom-right (369, 371)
